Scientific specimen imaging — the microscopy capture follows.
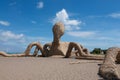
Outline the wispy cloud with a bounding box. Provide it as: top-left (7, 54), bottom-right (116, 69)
top-left (76, 30), bottom-right (120, 50)
top-left (25, 36), bottom-right (50, 44)
top-left (109, 13), bottom-right (120, 18)
top-left (37, 1), bottom-right (44, 9)
top-left (0, 30), bottom-right (25, 52)
top-left (52, 9), bottom-right (81, 31)
top-left (0, 30), bottom-right (24, 42)
top-left (0, 20), bottom-right (10, 26)
top-left (9, 2), bottom-right (17, 6)
top-left (67, 31), bottom-right (95, 38)
top-left (52, 9), bottom-right (96, 38)
top-left (96, 37), bottom-right (113, 40)
top-left (0, 32), bottom-right (33, 52)
top-left (31, 20), bottom-right (37, 24)
top-left (0, 30), bottom-right (50, 52)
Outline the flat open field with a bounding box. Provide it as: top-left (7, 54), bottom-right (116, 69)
top-left (0, 57), bottom-right (104, 80)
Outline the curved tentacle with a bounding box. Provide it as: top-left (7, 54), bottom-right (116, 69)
top-left (65, 42), bottom-right (86, 58)
top-left (0, 42), bottom-right (44, 57)
top-left (0, 51), bottom-right (25, 57)
top-left (65, 42), bottom-right (104, 60)
top-left (99, 47), bottom-right (120, 80)
top-left (33, 46), bottom-right (39, 56)
top-left (74, 44), bottom-right (90, 56)
top-left (0, 51), bottom-right (11, 57)
top-left (43, 43), bottom-right (52, 57)
top-left (24, 42), bottom-right (44, 56)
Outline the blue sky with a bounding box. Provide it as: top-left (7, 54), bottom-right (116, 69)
top-left (0, 0), bottom-right (120, 52)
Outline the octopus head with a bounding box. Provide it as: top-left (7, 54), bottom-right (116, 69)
top-left (52, 22), bottom-right (65, 40)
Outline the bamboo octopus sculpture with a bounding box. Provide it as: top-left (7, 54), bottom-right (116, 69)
top-left (0, 22), bottom-right (104, 60)
top-left (99, 47), bottom-right (120, 80)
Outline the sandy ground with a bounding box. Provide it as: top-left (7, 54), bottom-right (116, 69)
top-left (0, 57), bottom-right (104, 80)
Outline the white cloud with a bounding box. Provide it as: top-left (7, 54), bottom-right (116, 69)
top-left (0, 30), bottom-right (26, 52)
top-left (109, 13), bottom-right (120, 18)
top-left (9, 2), bottom-right (17, 6)
top-left (0, 30), bottom-right (24, 42)
top-left (0, 30), bottom-right (51, 52)
top-left (31, 20), bottom-right (37, 24)
top-left (96, 37), bottom-right (113, 40)
top-left (0, 20), bottom-right (10, 26)
top-left (67, 31), bottom-right (95, 38)
top-left (37, 2), bottom-right (44, 9)
top-left (52, 9), bottom-right (97, 38)
top-left (52, 9), bottom-right (81, 31)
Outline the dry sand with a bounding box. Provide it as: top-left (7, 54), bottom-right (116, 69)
top-left (0, 57), bottom-right (104, 80)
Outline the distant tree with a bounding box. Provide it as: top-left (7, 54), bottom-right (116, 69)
top-left (91, 48), bottom-right (107, 55)
top-left (91, 48), bottom-right (101, 54)
top-left (102, 49), bottom-right (107, 54)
